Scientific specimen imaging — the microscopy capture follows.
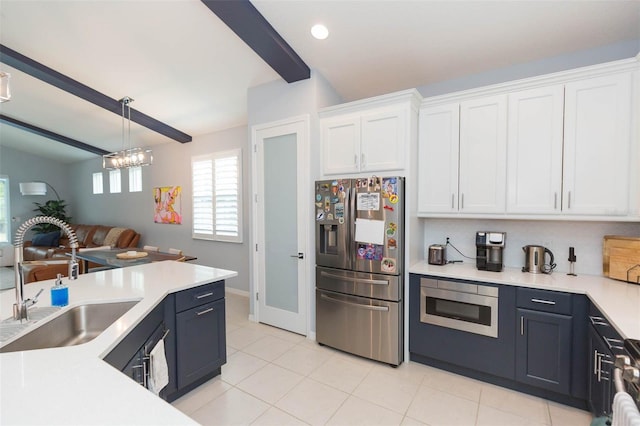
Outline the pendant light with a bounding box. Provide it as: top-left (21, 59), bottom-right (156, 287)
top-left (103, 96), bottom-right (153, 170)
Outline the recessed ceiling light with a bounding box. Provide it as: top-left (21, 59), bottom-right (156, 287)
top-left (311, 24), bottom-right (329, 40)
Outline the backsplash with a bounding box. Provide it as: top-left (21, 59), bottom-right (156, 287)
top-left (422, 218), bottom-right (639, 276)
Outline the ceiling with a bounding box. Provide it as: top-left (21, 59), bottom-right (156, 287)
top-left (0, 0), bottom-right (638, 164)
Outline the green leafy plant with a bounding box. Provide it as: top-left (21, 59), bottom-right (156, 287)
top-left (32, 199), bottom-right (72, 234)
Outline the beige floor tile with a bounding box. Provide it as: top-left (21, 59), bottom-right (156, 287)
top-left (272, 344), bottom-right (332, 376)
top-left (326, 395), bottom-right (404, 426)
top-left (476, 404), bottom-right (549, 426)
top-left (260, 324), bottom-right (308, 344)
top-left (189, 387), bottom-right (269, 426)
top-left (406, 385), bottom-right (479, 426)
top-left (421, 366), bottom-right (484, 403)
top-left (547, 401), bottom-right (593, 426)
top-left (242, 335), bottom-right (297, 362)
top-left (353, 368), bottom-right (421, 414)
top-left (275, 378), bottom-right (349, 426)
top-left (170, 376), bottom-right (232, 415)
top-left (236, 363), bottom-right (304, 404)
top-left (220, 351), bottom-right (268, 385)
top-left (251, 407), bottom-right (309, 426)
top-left (372, 361), bottom-right (428, 386)
top-left (226, 326), bottom-right (267, 350)
top-left (400, 416), bottom-right (428, 426)
top-left (480, 383), bottom-right (551, 425)
top-left (310, 355), bottom-right (373, 393)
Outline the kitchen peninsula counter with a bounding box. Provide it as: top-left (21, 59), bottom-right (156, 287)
top-left (0, 261), bottom-right (237, 425)
top-left (409, 262), bottom-right (640, 339)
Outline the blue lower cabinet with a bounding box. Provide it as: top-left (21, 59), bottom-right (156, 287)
top-left (176, 298), bottom-right (226, 389)
top-left (515, 308), bottom-right (572, 394)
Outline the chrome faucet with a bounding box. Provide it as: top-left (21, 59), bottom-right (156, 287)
top-left (12, 216), bottom-right (79, 321)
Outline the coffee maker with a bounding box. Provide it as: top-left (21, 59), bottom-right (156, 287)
top-left (476, 232), bottom-right (506, 272)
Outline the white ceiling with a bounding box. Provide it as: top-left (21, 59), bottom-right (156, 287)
top-left (1, 0), bottom-right (639, 164)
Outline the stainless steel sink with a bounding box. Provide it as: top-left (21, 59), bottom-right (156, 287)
top-left (0, 300), bottom-right (139, 353)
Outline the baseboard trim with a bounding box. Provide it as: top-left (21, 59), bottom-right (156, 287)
top-left (225, 287), bottom-right (249, 297)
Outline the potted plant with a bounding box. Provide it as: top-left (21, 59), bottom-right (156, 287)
top-left (32, 199), bottom-right (72, 234)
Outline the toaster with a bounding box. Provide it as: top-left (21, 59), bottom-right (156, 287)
top-left (428, 244), bottom-right (447, 265)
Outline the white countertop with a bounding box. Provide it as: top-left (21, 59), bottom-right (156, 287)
top-left (410, 262), bottom-right (640, 340)
top-left (0, 261), bottom-right (237, 425)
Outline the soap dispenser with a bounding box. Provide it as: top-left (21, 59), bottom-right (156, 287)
top-left (51, 273), bottom-right (69, 307)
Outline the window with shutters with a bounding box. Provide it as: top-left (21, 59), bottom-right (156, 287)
top-left (192, 149), bottom-right (242, 243)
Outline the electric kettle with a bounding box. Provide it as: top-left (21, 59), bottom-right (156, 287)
top-left (522, 245), bottom-right (556, 274)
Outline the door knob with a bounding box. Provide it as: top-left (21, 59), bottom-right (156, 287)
top-left (290, 253), bottom-right (304, 259)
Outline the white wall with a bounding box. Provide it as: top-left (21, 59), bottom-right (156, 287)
top-left (68, 125), bottom-right (250, 292)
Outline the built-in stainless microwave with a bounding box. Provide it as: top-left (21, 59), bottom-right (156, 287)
top-left (420, 278), bottom-right (498, 338)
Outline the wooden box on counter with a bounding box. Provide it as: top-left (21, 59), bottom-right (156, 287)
top-left (603, 235), bottom-right (640, 284)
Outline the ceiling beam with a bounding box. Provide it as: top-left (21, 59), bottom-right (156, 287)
top-left (0, 114), bottom-right (110, 156)
top-left (201, 0), bottom-right (310, 83)
top-left (0, 44), bottom-right (192, 143)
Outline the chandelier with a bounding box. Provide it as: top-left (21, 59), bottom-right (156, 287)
top-left (103, 96), bottom-right (153, 170)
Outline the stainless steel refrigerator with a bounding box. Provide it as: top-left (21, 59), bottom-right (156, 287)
top-left (315, 176), bottom-right (404, 366)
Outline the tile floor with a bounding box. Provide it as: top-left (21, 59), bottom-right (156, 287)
top-left (171, 292), bottom-right (594, 426)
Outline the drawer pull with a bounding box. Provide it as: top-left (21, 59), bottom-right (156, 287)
top-left (531, 298), bottom-right (555, 305)
top-left (196, 292), bottom-right (214, 299)
top-left (603, 336), bottom-right (624, 351)
top-left (589, 315), bottom-right (609, 326)
top-left (196, 307), bottom-right (214, 316)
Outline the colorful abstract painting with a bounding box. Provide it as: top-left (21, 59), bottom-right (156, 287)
top-left (154, 186), bottom-right (182, 224)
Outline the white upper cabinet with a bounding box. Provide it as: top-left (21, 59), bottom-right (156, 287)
top-left (417, 104), bottom-right (460, 213)
top-left (459, 95), bottom-right (508, 214)
top-left (360, 108), bottom-right (406, 172)
top-left (321, 114), bottom-right (361, 175)
top-left (320, 90), bottom-right (420, 176)
top-left (506, 85), bottom-right (565, 214)
top-left (418, 57), bottom-right (638, 220)
top-left (563, 73), bottom-right (632, 216)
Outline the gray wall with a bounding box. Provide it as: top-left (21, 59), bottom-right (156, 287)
top-left (67, 125), bottom-right (250, 292)
top-left (417, 39), bottom-right (640, 97)
top-left (247, 70), bottom-right (341, 322)
top-left (0, 145), bottom-right (73, 238)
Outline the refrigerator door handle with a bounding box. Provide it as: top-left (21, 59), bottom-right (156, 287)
top-left (320, 270), bottom-right (389, 286)
top-left (320, 293), bottom-right (389, 311)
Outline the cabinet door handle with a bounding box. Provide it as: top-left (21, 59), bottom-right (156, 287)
top-left (451, 194), bottom-right (455, 209)
top-left (597, 353), bottom-right (603, 382)
top-left (520, 316), bottom-right (524, 335)
top-left (196, 292), bottom-right (214, 299)
top-left (461, 193), bottom-right (464, 209)
top-left (567, 191), bottom-right (571, 209)
top-left (554, 193), bottom-right (557, 210)
top-left (531, 298), bottom-right (556, 305)
top-left (361, 153), bottom-right (366, 168)
top-left (354, 154), bottom-right (358, 166)
top-left (594, 350), bottom-right (599, 375)
top-left (196, 307), bottom-right (214, 316)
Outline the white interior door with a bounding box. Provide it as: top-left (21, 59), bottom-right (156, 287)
top-left (253, 117), bottom-right (309, 335)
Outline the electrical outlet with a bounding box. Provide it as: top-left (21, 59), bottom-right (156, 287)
top-left (446, 237), bottom-right (450, 244)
